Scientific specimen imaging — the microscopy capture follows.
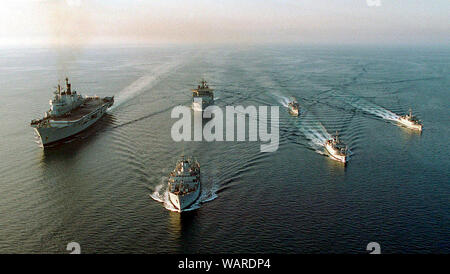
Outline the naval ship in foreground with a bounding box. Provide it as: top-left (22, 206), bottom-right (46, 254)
top-left (397, 109), bottom-right (423, 131)
top-left (324, 132), bottom-right (348, 164)
top-left (31, 78), bottom-right (114, 146)
top-left (288, 98), bottom-right (300, 116)
top-left (192, 80), bottom-right (214, 112)
top-left (168, 156), bottom-right (201, 212)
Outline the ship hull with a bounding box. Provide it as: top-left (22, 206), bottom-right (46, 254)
top-left (289, 108), bottom-right (299, 116)
top-left (325, 143), bottom-right (347, 164)
top-left (33, 100), bottom-right (113, 146)
top-left (169, 186), bottom-right (201, 212)
top-left (192, 96), bottom-right (214, 112)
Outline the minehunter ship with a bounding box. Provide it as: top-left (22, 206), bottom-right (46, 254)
top-left (191, 80), bottom-right (214, 112)
top-left (288, 98), bottom-right (300, 116)
top-left (397, 109), bottom-right (423, 131)
top-left (168, 156), bottom-right (201, 212)
top-left (324, 132), bottom-right (348, 164)
top-left (30, 78), bottom-right (114, 146)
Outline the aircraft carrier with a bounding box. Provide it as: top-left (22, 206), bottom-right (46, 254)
top-left (30, 78), bottom-right (114, 146)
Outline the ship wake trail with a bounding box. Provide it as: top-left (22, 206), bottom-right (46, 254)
top-left (109, 60), bottom-right (184, 111)
top-left (272, 92), bottom-right (290, 108)
top-left (297, 111), bottom-right (331, 153)
top-left (345, 96), bottom-right (399, 121)
top-left (150, 176), bottom-right (218, 212)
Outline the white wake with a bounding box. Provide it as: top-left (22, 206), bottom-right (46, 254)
top-left (347, 97), bottom-right (399, 121)
top-left (109, 59), bottom-right (184, 111)
top-left (274, 93), bottom-right (291, 108)
top-left (298, 112), bottom-right (332, 152)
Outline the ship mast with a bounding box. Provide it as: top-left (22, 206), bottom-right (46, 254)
top-left (65, 77), bottom-right (71, 95)
top-left (201, 79), bottom-right (207, 88)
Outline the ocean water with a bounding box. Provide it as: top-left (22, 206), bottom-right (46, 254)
top-left (0, 45), bottom-right (448, 253)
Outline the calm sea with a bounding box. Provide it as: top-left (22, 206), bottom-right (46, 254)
top-left (0, 45), bottom-right (448, 253)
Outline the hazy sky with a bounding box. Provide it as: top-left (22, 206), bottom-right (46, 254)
top-left (0, 0), bottom-right (448, 46)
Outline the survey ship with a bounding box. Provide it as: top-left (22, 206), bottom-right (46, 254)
top-left (397, 109), bottom-right (423, 131)
top-left (324, 132), bottom-right (348, 164)
top-left (288, 98), bottom-right (300, 116)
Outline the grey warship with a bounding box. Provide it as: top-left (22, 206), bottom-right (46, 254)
top-left (168, 156), bottom-right (202, 212)
top-left (191, 80), bottom-right (214, 112)
top-left (30, 78), bottom-right (114, 146)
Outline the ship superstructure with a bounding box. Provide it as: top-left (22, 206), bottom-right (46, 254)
top-left (191, 80), bottom-right (214, 112)
top-left (324, 132), bottom-right (348, 164)
top-left (397, 109), bottom-right (423, 131)
top-left (30, 78), bottom-right (114, 146)
top-left (168, 156), bottom-right (201, 212)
